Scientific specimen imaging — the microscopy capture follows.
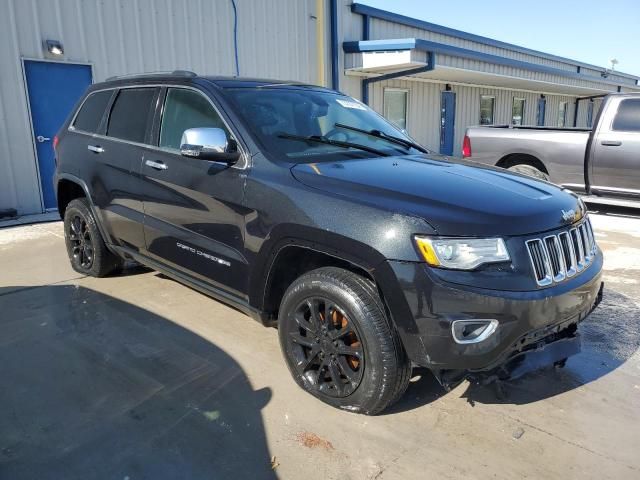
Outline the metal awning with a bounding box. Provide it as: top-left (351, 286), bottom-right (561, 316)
top-left (343, 38), bottom-right (639, 97)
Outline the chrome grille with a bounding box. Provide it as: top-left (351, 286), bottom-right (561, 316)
top-left (526, 217), bottom-right (597, 286)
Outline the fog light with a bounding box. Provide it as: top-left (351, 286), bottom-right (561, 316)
top-left (451, 319), bottom-right (498, 344)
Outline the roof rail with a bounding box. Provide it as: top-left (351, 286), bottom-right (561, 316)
top-left (105, 70), bottom-right (197, 82)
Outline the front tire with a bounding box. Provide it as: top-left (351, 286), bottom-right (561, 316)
top-left (278, 267), bottom-right (411, 415)
top-left (64, 198), bottom-right (123, 277)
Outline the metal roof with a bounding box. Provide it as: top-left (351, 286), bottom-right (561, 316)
top-left (343, 38), bottom-right (640, 92)
top-left (351, 3), bottom-right (640, 82)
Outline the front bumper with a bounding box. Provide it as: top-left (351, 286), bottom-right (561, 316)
top-left (386, 249), bottom-right (603, 381)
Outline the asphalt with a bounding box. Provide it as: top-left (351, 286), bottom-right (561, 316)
top-left (1, 207), bottom-right (639, 479)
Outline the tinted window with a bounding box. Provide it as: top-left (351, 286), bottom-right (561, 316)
top-left (159, 88), bottom-right (229, 150)
top-left (107, 88), bottom-right (156, 143)
top-left (73, 90), bottom-right (112, 133)
top-left (612, 99), bottom-right (640, 132)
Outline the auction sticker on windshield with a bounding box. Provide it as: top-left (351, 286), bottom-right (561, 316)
top-left (336, 98), bottom-right (367, 110)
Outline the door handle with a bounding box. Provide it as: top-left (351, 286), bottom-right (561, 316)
top-left (36, 135), bottom-right (51, 143)
top-left (87, 145), bottom-right (105, 153)
top-left (145, 159), bottom-right (168, 170)
top-left (601, 140), bottom-right (622, 146)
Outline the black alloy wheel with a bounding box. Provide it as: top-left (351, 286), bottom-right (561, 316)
top-left (63, 197), bottom-right (123, 277)
top-left (287, 297), bottom-right (364, 398)
top-left (278, 267), bottom-right (411, 414)
top-left (68, 214), bottom-right (94, 269)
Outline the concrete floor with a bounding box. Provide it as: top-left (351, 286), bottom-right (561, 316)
top-left (1, 209), bottom-right (639, 479)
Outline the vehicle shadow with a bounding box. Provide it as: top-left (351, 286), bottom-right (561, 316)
top-left (585, 203), bottom-right (640, 220)
top-left (0, 285), bottom-right (277, 479)
top-left (388, 287), bottom-right (640, 411)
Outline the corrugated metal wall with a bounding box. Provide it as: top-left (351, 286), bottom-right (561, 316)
top-left (0, 0), bottom-right (319, 215)
top-left (337, 0), bottom-right (604, 157)
top-left (367, 80), bottom-right (578, 156)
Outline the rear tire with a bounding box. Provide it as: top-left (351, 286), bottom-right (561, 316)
top-left (507, 163), bottom-right (549, 181)
top-left (278, 267), bottom-right (411, 415)
top-left (64, 198), bottom-right (123, 277)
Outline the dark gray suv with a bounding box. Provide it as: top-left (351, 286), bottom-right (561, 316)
top-left (54, 71), bottom-right (603, 414)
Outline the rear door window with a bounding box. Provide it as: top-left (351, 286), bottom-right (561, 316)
top-left (107, 88), bottom-right (156, 143)
top-left (159, 88), bottom-right (230, 150)
top-left (73, 90), bottom-right (113, 133)
top-left (612, 99), bottom-right (640, 132)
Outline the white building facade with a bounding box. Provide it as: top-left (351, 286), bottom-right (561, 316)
top-left (1, 0), bottom-right (638, 217)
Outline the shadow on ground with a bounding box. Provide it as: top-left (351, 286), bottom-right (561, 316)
top-left (388, 287), bottom-right (640, 412)
top-left (0, 285), bottom-right (276, 479)
top-left (586, 204), bottom-right (640, 220)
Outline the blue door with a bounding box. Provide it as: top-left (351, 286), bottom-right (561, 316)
top-left (537, 97), bottom-right (546, 126)
top-left (439, 91), bottom-right (456, 155)
top-left (24, 60), bottom-right (92, 210)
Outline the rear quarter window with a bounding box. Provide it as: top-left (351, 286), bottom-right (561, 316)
top-left (107, 88), bottom-right (157, 143)
top-left (612, 98), bottom-right (640, 132)
top-left (72, 90), bottom-right (113, 133)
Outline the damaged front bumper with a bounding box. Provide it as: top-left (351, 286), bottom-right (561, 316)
top-left (385, 249), bottom-right (604, 390)
top-left (437, 282), bottom-right (603, 389)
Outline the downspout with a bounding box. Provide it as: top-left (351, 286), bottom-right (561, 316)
top-left (573, 98), bottom-right (579, 127)
top-left (316, 0), bottom-right (326, 86)
top-left (362, 12), bottom-right (370, 40)
top-left (329, 0), bottom-right (339, 90)
top-left (360, 12), bottom-right (370, 101)
top-left (230, 0), bottom-right (240, 76)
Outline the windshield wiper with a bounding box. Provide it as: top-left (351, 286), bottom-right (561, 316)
top-left (277, 133), bottom-right (391, 157)
top-left (334, 123), bottom-right (430, 154)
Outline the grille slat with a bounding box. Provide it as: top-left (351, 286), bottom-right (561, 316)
top-left (526, 218), bottom-right (596, 287)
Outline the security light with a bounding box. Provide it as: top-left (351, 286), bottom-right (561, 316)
top-left (45, 39), bottom-right (64, 56)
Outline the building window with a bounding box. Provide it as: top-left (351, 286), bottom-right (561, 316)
top-left (558, 101), bottom-right (568, 127)
top-left (480, 95), bottom-right (495, 125)
top-left (383, 88), bottom-right (408, 130)
top-left (512, 97), bottom-right (525, 125)
top-left (586, 100), bottom-right (594, 128)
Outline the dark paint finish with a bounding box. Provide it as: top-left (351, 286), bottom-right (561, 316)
top-left (291, 155), bottom-right (582, 236)
top-left (388, 251), bottom-right (602, 369)
top-left (54, 74), bottom-right (603, 377)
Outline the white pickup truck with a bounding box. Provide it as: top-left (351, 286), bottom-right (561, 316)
top-left (463, 93), bottom-right (640, 207)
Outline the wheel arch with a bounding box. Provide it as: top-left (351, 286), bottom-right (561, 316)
top-left (496, 153), bottom-right (549, 175)
top-left (55, 173), bottom-right (111, 247)
top-left (56, 174), bottom-right (91, 217)
top-left (251, 225), bottom-right (413, 330)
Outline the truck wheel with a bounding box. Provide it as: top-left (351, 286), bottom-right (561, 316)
top-left (278, 266), bottom-right (411, 415)
top-left (507, 163), bottom-right (549, 181)
top-left (63, 198), bottom-right (123, 277)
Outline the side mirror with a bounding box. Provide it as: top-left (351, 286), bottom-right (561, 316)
top-left (180, 127), bottom-right (240, 164)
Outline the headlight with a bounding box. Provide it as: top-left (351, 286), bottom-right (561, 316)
top-left (414, 236), bottom-right (510, 270)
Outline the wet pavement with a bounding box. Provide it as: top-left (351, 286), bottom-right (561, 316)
top-left (1, 208), bottom-right (639, 479)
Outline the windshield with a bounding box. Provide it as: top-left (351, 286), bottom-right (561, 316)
top-left (225, 88), bottom-right (427, 162)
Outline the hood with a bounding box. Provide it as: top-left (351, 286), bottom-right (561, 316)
top-left (291, 155), bottom-right (583, 237)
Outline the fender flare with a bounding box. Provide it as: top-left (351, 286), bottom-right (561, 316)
top-left (55, 173), bottom-right (111, 246)
top-left (249, 224), bottom-right (419, 337)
